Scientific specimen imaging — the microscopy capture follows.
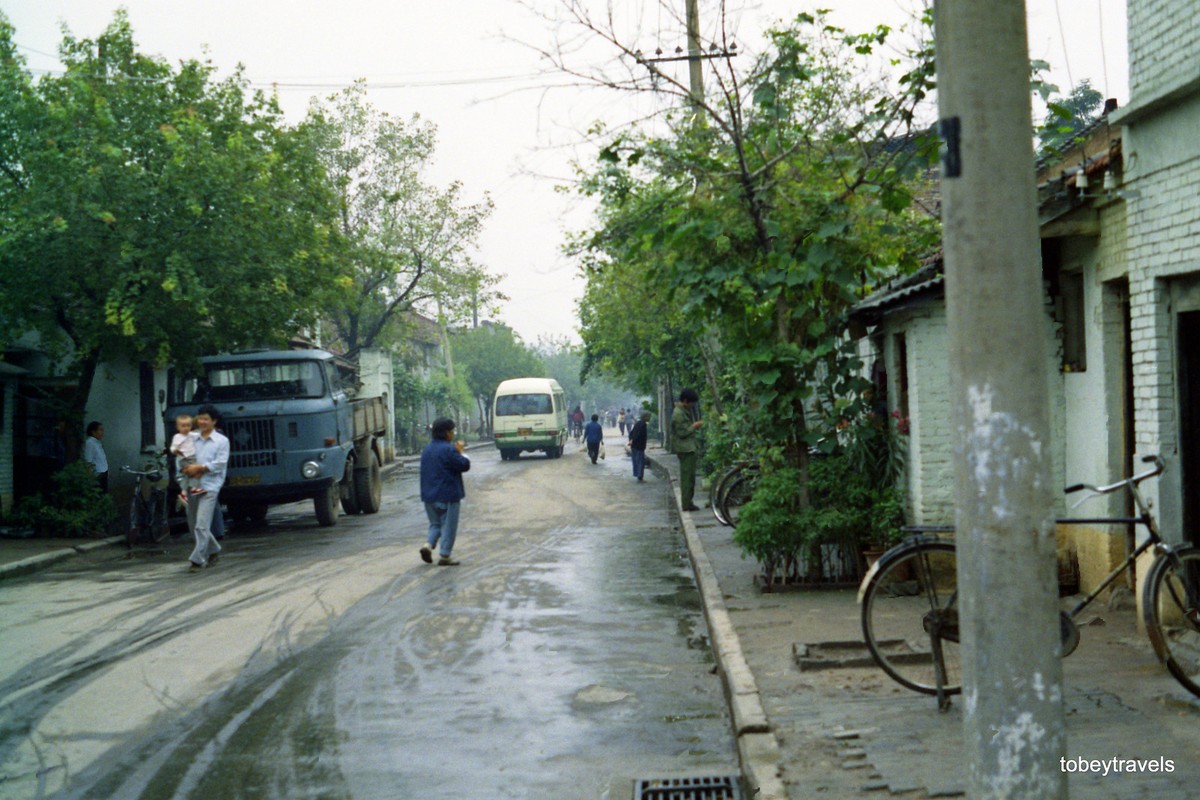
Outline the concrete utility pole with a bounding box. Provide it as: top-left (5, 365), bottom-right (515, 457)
top-left (933, 2), bottom-right (1067, 798)
top-left (685, 0), bottom-right (703, 106)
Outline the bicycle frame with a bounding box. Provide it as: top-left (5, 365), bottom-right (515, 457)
top-left (1060, 455), bottom-right (1166, 621)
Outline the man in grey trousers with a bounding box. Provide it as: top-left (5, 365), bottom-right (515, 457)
top-left (182, 404), bottom-right (229, 570)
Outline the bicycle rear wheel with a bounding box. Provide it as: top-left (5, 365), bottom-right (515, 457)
top-left (1143, 545), bottom-right (1200, 697)
top-left (861, 539), bottom-right (961, 695)
top-left (721, 470), bottom-right (757, 529)
top-left (710, 464), bottom-right (742, 526)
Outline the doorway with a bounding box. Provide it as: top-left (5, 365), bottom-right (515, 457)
top-left (1177, 310), bottom-right (1200, 545)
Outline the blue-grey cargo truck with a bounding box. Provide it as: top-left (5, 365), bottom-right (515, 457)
top-left (165, 349), bottom-right (388, 527)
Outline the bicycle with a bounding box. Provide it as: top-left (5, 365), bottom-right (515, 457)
top-left (123, 460), bottom-right (171, 548)
top-left (708, 461), bottom-right (760, 527)
top-left (858, 455), bottom-right (1200, 709)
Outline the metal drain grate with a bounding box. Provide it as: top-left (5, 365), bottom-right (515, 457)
top-left (633, 774), bottom-right (742, 799)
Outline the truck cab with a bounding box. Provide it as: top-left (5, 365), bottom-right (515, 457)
top-left (165, 350), bottom-right (386, 526)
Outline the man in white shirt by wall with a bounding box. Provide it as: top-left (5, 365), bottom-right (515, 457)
top-left (82, 420), bottom-right (108, 492)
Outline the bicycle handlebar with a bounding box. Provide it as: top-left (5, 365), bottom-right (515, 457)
top-left (1063, 454), bottom-right (1164, 495)
top-left (122, 465), bottom-right (163, 480)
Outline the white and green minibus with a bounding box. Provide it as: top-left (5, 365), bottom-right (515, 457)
top-left (492, 378), bottom-right (568, 460)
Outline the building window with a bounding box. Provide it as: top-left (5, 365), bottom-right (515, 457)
top-left (1060, 271), bottom-right (1087, 372)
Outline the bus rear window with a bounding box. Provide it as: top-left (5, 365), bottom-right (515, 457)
top-left (496, 394), bottom-right (553, 416)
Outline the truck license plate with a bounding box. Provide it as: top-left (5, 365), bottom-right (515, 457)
top-left (229, 474), bottom-right (261, 486)
top-left (518, 428), bottom-right (533, 436)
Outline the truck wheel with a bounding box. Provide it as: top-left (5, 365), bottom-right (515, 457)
top-left (314, 481), bottom-right (340, 527)
top-left (354, 450), bottom-right (383, 514)
top-left (340, 455), bottom-right (361, 515)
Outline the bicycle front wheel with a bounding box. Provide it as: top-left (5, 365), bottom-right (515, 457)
top-left (861, 539), bottom-right (961, 696)
top-left (1143, 545), bottom-right (1200, 698)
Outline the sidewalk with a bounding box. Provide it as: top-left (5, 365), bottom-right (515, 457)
top-left (645, 444), bottom-right (1200, 799)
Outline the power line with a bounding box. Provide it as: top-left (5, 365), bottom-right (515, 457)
top-left (1054, 0), bottom-right (1076, 92)
top-left (1096, 0), bottom-right (1110, 99)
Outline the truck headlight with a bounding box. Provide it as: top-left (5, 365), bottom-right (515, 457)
top-left (301, 461), bottom-right (322, 479)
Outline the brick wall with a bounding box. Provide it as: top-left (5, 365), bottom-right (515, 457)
top-left (1127, 0), bottom-right (1200, 101)
top-left (1119, 0), bottom-right (1200, 537)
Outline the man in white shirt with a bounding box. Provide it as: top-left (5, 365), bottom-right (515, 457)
top-left (82, 421), bottom-right (108, 492)
top-left (181, 404), bottom-right (229, 570)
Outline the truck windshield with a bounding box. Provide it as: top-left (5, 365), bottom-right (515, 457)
top-left (196, 360), bottom-right (327, 402)
top-left (496, 393), bottom-right (553, 416)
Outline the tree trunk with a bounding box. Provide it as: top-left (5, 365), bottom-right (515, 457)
top-left (67, 349), bottom-right (102, 460)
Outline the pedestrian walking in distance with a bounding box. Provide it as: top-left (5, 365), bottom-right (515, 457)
top-left (628, 411), bottom-right (651, 481)
top-left (419, 417), bottom-right (471, 566)
top-left (670, 389), bottom-right (703, 510)
top-left (584, 413), bottom-right (604, 464)
top-left (181, 405), bottom-right (228, 570)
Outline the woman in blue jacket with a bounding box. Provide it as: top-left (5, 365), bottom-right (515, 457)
top-left (419, 417), bottom-right (471, 566)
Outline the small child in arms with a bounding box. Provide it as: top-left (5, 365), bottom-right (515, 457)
top-left (170, 414), bottom-right (200, 505)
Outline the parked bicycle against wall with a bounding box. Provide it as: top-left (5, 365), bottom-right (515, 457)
top-left (123, 456), bottom-right (171, 548)
top-left (858, 455), bottom-right (1200, 709)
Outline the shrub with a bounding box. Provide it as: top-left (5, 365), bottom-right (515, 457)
top-left (12, 461), bottom-right (118, 537)
top-left (732, 451), bottom-right (906, 586)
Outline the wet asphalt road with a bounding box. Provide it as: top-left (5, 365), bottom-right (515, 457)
top-left (0, 437), bottom-right (737, 799)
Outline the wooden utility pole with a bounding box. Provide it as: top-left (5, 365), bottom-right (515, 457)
top-left (934, 1), bottom-right (1067, 797)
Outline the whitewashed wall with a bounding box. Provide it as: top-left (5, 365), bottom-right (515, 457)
top-left (1112, 0), bottom-right (1200, 543)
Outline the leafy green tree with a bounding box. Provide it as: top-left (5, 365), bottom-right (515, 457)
top-left (1037, 79), bottom-right (1105, 160)
top-left (450, 324), bottom-right (544, 433)
top-left (305, 84), bottom-right (501, 357)
top-left (568, 11), bottom-right (940, 471)
top-left (0, 12), bottom-right (338, 423)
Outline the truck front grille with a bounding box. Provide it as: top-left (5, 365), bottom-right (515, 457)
top-left (226, 418), bottom-right (279, 468)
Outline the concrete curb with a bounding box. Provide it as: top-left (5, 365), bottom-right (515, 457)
top-left (647, 452), bottom-right (788, 800)
top-left (0, 535), bottom-right (126, 581)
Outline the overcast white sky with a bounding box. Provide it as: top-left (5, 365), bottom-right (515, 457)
top-left (1, 0), bottom-right (1128, 344)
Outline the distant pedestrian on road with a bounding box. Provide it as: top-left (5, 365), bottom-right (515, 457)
top-left (628, 411), bottom-right (651, 482)
top-left (584, 413), bottom-right (604, 464)
top-left (419, 417), bottom-right (471, 566)
top-left (670, 389), bottom-right (703, 510)
top-left (617, 408), bottom-right (627, 436)
top-left (181, 405), bottom-right (228, 570)
top-left (82, 421), bottom-right (109, 492)
top-left (571, 405), bottom-right (585, 440)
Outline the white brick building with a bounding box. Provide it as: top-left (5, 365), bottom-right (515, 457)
top-left (853, 122), bottom-right (1131, 593)
top-left (1109, 0), bottom-right (1200, 549)
top-left (852, 0), bottom-right (1200, 592)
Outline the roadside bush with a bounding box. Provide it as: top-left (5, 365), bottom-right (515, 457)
top-left (12, 462), bottom-right (118, 537)
top-left (733, 450), bottom-right (906, 587)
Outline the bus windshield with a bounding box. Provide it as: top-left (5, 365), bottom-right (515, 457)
top-left (495, 393), bottom-right (553, 416)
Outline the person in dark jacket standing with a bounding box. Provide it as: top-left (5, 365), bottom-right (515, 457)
top-left (670, 389), bottom-right (703, 510)
top-left (419, 417), bottom-right (471, 566)
top-left (627, 411), bottom-right (651, 481)
top-left (583, 413), bottom-right (604, 464)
